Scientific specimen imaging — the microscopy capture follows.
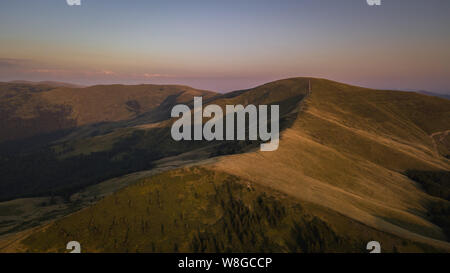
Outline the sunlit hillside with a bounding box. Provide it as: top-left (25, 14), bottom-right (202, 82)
top-left (1, 78), bottom-right (449, 252)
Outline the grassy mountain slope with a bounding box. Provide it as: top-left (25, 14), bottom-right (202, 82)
top-left (209, 78), bottom-right (450, 249)
top-left (0, 82), bottom-right (216, 142)
top-left (4, 168), bottom-right (438, 253)
top-left (38, 84), bottom-right (216, 126)
top-left (0, 82), bottom-right (76, 142)
top-left (1, 77), bottom-right (450, 252)
top-left (0, 83), bottom-right (218, 201)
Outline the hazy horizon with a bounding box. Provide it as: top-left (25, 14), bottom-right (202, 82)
top-left (5, 77), bottom-right (450, 96)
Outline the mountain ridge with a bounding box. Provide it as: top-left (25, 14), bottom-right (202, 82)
top-left (1, 77), bottom-right (449, 252)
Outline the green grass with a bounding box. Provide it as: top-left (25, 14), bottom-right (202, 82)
top-left (21, 167), bottom-right (437, 253)
top-left (21, 168), bottom-right (356, 252)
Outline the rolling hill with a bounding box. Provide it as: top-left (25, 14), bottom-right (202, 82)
top-left (1, 77), bottom-right (449, 252)
top-left (0, 82), bottom-right (216, 142)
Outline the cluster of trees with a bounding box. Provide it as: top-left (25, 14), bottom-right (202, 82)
top-left (428, 201), bottom-right (450, 239)
top-left (22, 168), bottom-right (362, 253)
top-left (405, 170), bottom-right (450, 200)
top-left (405, 170), bottom-right (450, 239)
top-left (188, 180), bottom-right (358, 253)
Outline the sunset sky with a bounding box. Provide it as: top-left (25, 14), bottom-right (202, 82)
top-left (1, 0), bottom-right (450, 93)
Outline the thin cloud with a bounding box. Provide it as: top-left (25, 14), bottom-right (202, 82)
top-left (0, 58), bottom-right (34, 69)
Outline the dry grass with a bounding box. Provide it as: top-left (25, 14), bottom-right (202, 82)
top-left (2, 77), bottom-right (450, 252)
top-left (209, 78), bottom-right (450, 250)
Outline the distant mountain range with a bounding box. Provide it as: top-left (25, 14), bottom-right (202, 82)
top-left (418, 91), bottom-right (450, 100)
top-left (8, 80), bottom-right (84, 88)
top-left (0, 78), bottom-right (449, 253)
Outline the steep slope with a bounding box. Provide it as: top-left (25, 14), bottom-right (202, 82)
top-left (209, 78), bottom-right (450, 249)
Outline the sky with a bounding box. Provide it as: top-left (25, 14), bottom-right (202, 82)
top-left (1, 0), bottom-right (450, 93)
